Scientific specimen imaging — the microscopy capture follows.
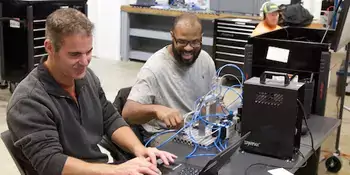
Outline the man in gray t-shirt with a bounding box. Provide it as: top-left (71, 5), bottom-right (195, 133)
top-left (122, 13), bottom-right (216, 134)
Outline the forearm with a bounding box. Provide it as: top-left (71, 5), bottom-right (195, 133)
top-left (62, 157), bottom-right (111, 175)
top-left (122, 100), bottom-right (161, 124)
top-left (111, 126), bottom-right (145, 154)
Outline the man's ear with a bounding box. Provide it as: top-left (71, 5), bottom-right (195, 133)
top-left (44, 39), bottom-right (54, 55)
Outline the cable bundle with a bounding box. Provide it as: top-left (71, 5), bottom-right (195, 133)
top-left (145, 64), bottom-right (244, 159)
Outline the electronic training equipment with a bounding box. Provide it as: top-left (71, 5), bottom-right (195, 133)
top-left (241, 71), bottom-right (305, 160)
top-left (146, 64), bottom-right (245, 160)
top-left (160, 132), bottom-right (251, 175)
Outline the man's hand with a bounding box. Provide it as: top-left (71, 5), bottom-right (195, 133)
top-left (118, 157), bottom-right (162, 175)
top-left (90, 157), bottom-right (161, 175)
top-left (155, 106), bottom-right (183, 129)
top-left (134, 146), bottom-right (177, 166)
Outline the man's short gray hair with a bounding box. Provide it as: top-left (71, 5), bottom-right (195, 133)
top-left (45, 8), bottom-right (94, 51)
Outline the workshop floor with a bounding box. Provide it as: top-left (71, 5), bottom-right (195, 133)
top-left (0, 53), bottom-right (349, 175)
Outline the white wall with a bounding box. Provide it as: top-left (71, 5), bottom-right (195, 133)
top-left (88, 0), bottom-right (128, 61)
top-left (87, 0), bottom-right (98, 57)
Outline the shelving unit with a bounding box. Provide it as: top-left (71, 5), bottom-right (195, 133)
top-left (121, 11), bottom-right (216, 61)
top-left (120, 5), bottom-right (324, 62)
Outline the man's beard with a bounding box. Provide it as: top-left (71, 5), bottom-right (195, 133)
top-left (172, 42), bottom-right (201, 66)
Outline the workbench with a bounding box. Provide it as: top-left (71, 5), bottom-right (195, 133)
top-left (157, 115), bottom-right (340, 175)
top-left (120, 5), bottom-right (324, 62)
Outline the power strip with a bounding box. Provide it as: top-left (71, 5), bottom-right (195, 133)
top-left (173, 127), bottom-right (217, 147)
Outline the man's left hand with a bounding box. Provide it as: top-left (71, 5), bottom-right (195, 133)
top-left (134, 146), bottom-right (177, 166)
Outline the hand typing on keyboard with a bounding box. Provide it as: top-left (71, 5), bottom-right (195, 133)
top-left (134, 146), bottom-right (178, 166)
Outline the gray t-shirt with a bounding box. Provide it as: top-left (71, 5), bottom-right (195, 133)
top-left (128, 46), bottom-right (216, 133)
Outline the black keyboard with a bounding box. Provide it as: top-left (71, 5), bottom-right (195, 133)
top-left (178, 166), bottom-right (201, 175)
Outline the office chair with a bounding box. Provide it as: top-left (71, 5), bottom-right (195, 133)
top-left (1, 130), bottom-right (31, 175)
top-left (112, 86), bottom-right (146, 142)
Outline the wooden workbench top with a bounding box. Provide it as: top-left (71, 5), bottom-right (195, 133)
top-left (121, 5), bottom-right (323, 29)
top-left (121, 5), bottom-right (261, 20)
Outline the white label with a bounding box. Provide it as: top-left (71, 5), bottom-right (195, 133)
top-left (231, 18), bottom-right (252, 22)
top-left (266, 46), bottom-right (290, 63)
top-left (10, 20), bottom-right (20, 28)
top-left (272, 75), bottom-right (285, 82)
top-left (268, 168), bottom-right (294, 175)
top-left (236, 22), bottom-right (246, 25)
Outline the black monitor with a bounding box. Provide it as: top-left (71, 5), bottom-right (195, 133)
top-left (199, 132), bottom-right (251, 175)
top-left (331, 0), bottom-right (350, 52)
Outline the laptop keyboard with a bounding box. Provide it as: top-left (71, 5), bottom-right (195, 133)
top-left (178, 166), bottom-right (201, 175)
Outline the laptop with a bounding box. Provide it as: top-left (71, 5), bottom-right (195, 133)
top-left (130, 0), bottom-right (156, 7)
top-left (160, 132), bottom-right (251, 175)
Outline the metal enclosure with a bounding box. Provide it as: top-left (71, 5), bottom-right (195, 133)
top-left (0, 0), bottom-right (87, 92)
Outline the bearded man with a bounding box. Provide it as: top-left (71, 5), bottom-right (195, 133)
top-left (122, 13), bottom-right (216, 135)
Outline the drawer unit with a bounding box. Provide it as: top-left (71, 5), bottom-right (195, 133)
top-left (0, 0), bottom-right (87, 86)
top-left (213, 18), bottom-right (259, 82)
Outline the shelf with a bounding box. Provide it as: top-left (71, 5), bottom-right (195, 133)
top-left (130, 28), bottom-right (213, 46)
top-left (129, 50), bottom-right (153, 61)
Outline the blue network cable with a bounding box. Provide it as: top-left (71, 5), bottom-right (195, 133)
top-left (155, 121), bottom-right (194, 149)
top-left (219, 139), bottom-right (225, 151)
top-left (186, 144), bottom-right (198, 158)
top-left (224, 139), bottom-right (228, 149)
top-left (144, 129), bottom-right (177, 147)
top-left (216, 64), bottom-right (245, 82)
top-left (214, 129), bottom-right (222, 152)
top-left (186, 153), bottom-right (217, 158)
top-left (155, 65), bottom-right (243, 157)
top-left (223, 84), bottom-right (243, 96)
top-left (156, 99), bottom-right (208, 149)
top-left (185, 112), bottom-right (229, 158)
top-left (223, 86), bottom-right (243, 100)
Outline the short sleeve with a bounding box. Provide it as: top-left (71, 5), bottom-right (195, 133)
top-left (128, 68), bottom-right (158, 105)
top-left (203, 51), bottom-right (216, 91)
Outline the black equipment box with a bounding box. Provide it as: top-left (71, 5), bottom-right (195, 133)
top-left (244, 27), bottom-right (334, 117)
top-left (241, 72), bottom-right (305, 160)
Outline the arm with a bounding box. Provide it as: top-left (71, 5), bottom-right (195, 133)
top-left (6, 98), bottom-right (106, 175)
top-left (91, 70), bottom-right (147, 153)
top-left (122, 68), bottom-right (158, 124)
top-left (122, 67), bottom-right (182, 128)
top-left (122, 91), bottom-right (183, 128)
top-left (110, 126), bottom-right (144, 154)
top-left (62, 157), bottom-right (107, 175)
top-left (122, 100), bottom-right (163, 124)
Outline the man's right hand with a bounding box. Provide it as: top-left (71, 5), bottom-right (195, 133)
top-left (155, 106), bottom-right (183, 129)
top-left (91, 157), bottom-right (161, 175)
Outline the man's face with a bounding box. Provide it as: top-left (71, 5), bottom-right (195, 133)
top-left (46, 34), bottom-right (93, 79)
top-left (171, 25), bottom-right (202, 66)
top-left (266, 11), bottom-right (279, 26)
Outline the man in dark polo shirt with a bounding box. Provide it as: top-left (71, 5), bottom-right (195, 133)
top-left (6, 8), bottom-right (176, 175)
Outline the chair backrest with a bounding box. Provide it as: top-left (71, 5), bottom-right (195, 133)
top-left (1, 130), bottom-right (27, 175)
top-left (113, 87), bottom-right (132, 113)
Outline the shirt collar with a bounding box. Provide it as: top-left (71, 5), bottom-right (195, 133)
top-left (37, 56), bottom-right (88, 98)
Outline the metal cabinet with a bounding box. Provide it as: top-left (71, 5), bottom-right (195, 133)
top-left (213, 18), bottom-right (259, 81)
top-left (0, 0), bottom-right (87, 93)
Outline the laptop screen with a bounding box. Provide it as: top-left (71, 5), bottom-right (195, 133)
top-left (200, 132), bottom-right (251, 174)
